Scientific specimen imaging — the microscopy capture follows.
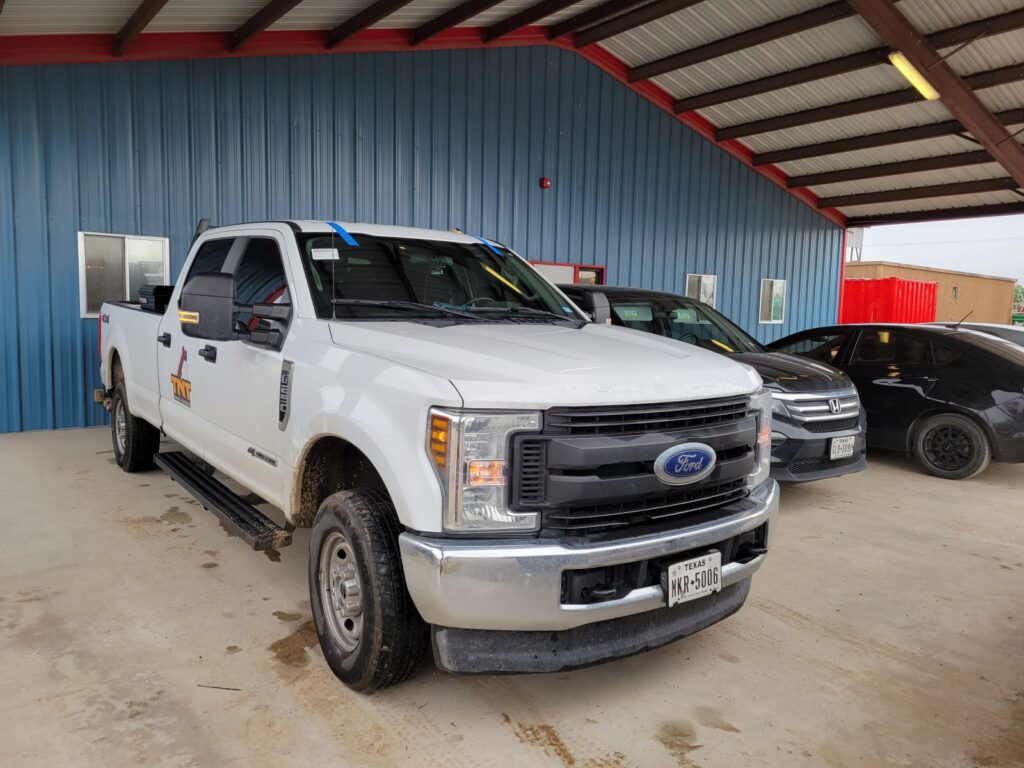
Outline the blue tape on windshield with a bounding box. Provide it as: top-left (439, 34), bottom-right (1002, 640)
top-left (472, 235), bottom-right (505, 257)
top-left (326, 221), bottom-right (360, 247)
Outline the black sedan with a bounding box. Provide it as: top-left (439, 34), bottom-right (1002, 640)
top-left (768, 324), bottom-right (1024, 480)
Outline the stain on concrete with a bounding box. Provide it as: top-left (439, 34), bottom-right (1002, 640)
top-left (218, 520), bottom-right (238, 538)
top-left (718, 651), bottom-right (740, 663)
top-left (225, 645), bottom-right (241, 654)
top-left (584, 753), bottom-right (627, 768)
top-left (273, 611), bottom-right (302, 622)
top-left (160, 507), bottom-right (192, 525)
top-left (268, 619), bottom-right (317, 667)
top-left (503, 713), bottom-right (576, 767)
top-left (656, 721), bottom-right (702, 767)
top-left (201, 562), bottom-right (218, 569)
top-left (263, 548), bottom-right (282, 563)
top-left (202, 549), bottom-right (219, 558)
top-left (970, 689), bottom-right (1024, 767)
top-left (694, 706), bottom-right (739, 733)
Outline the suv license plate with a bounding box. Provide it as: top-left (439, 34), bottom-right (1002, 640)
top-left (665, 551), bottom-right (721, 607)
top-left (830, 435), bottom-right (856, 460)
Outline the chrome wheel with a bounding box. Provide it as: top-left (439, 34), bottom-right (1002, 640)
top-left (318, 532), bottom-right (363, 653)
top-left (114, 399), bottom-right (127, 455)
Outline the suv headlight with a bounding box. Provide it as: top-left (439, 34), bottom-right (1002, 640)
top-left (770, 393), bottom-right (789, 417)
top-left (427, 408), bottom-right (541, 533)
top-left (748, 389), bottom-right (772, 488)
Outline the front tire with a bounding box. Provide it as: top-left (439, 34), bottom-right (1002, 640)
top-left (308, 489), bottom-right (428, 692)
top-left (912, 413), bottom-right (991, 480)
top-left (111, 382), bottom-right (160, 472)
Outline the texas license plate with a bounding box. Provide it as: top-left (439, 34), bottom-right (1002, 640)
top-left (665, 551), bottom-right (721, 607)
top-left (830, 435), bottom-right (856, 460)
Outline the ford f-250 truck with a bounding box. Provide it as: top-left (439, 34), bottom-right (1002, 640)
top-left (98, 220), bottom-right (778, 691)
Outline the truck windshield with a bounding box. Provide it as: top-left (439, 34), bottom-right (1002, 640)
top-left (296, 233), bottom-right (582, 324)
top-left (609, 295), bottom-right (764, 354)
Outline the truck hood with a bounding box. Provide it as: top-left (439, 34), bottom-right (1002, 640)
top-left (329, 321), bottom-right (761, 408)
top-left (729, 351), bottom-right (852, 393)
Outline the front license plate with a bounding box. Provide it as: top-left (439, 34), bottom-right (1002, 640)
top-left (665, 551), bottom-right (721, 607)
top-left (830, 435), bottom-right (856, 460)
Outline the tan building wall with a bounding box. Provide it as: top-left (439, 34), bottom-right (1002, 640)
top-left (845, 261), bottom-right (1016, 324)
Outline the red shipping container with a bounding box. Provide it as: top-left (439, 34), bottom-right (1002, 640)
top-left (840, 277), bottom-right (937, 324)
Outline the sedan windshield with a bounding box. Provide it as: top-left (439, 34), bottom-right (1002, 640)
top-left (297, 233), bottom-right (582, 324)
top-left (608, 295), bottom-right (763, 353)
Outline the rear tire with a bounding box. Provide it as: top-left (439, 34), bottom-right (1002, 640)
top-left (912, 413), bottom-right (990, 480)
top-left (309, 489), bottom-right (428, 692)
top-left (111, 382), bottom-right (160, 473)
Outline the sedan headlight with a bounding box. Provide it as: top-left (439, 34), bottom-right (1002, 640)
top-left (748, 389), bottom-right (772, 488)
top-left (427, 408), bottom-right (541, 533)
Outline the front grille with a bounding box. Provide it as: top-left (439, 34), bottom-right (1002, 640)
top-left (789, 454), bottom-right (861, 476)
top-left (803, 416), bottom-right (859, 433)
top-left (777, 390), bottom-right (860, 425)
top-left (545, 397), bottom-right (751, 436)
top-left (541, 478), bottom-right (748, 535)
top-left (513, 396), bottom-right (758, 538)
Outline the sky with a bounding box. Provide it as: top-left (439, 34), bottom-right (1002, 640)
top-left (857, 213), bottom-right (1024, 283)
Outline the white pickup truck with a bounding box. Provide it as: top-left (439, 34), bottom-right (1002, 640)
top-left (98, 220), bottom-right (778, 691)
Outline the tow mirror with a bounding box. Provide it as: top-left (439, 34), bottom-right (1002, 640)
top-left (180, 273), bottom-right (236, 341)
top-left (588, 291), bottom-right (611, 324)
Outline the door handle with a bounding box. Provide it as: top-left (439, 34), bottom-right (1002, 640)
top-left (198, 345), bottom-right (217, 363)
top-left (157, 332), bottom-right (171, 347)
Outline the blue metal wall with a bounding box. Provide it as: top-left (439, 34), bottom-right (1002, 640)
top-left (0, 46), bottom-right (842, 433)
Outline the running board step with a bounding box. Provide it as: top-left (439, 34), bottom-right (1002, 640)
top-left (154, 451), bottom-right (292, 551)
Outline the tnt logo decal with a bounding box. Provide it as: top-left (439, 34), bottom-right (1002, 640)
top-left (170, 348), bottom-right (192, 406)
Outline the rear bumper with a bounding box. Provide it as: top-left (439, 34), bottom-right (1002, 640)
top-left (399, 479), bottom-right (778, 632)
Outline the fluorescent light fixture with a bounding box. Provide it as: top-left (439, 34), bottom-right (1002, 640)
top-left (888, 51), bottom-right (940, 100)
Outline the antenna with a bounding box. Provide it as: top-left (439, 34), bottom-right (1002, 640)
top-left (953, 310), bottom-right (974, 329)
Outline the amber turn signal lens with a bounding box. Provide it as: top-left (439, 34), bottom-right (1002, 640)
top-left (467, 460), bottom-right (506, 487)
top-left (429, 414), bottom-right (450, 471)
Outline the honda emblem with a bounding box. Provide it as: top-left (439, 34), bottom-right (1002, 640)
top-left (828, 398), bottom-right (842, 415)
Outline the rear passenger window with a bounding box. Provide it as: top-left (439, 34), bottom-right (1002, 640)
top-left (185, 238), bottom-right (233, 284)
top-left (931, 343), bottom-right (961, 366)
top-left (852, 330), bottom-right (929, 365)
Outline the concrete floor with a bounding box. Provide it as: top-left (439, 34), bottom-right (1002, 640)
top-left (1, 428), bottom-right (1022, 768)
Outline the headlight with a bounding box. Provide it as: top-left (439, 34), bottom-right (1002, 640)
top-left (748, 389), bottom-right (772, 488)
top-left (427, 408), bottom-right (541, 533)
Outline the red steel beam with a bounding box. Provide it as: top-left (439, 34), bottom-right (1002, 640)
top-left (848, 0), bottom-right (1024, 189)
top-left (113, 0), bottom-right (171, 56)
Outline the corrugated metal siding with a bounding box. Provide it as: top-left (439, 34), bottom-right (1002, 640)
top-left (0, 46), bottom-right (841, 433)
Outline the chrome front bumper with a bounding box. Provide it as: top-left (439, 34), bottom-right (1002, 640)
top-left (399, 479), bottom-right (779, 631)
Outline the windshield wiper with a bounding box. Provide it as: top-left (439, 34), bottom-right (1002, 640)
top-left (469, 305), bottom-right (583, 324)
top-left (331, 299), bottom-right (482, 321)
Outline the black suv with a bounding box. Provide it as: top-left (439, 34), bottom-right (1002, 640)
top-left (768, 323), bottom-right (1024, 480)
top-left (561, 285), bottom-right (866, 483)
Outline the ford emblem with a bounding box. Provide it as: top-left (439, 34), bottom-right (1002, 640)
top-left (653, 442), bottom-right (717, 486)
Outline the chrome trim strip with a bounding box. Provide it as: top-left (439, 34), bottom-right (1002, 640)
top-left (771, 388), bottom-right (858, 401)
top-left (399, 480), bottom-right (779, 631)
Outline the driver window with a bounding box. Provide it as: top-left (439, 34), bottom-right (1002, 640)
top-left (775, 332), bottom-right (849, 364)
top-left (233, 238), bottom-right (290, 332)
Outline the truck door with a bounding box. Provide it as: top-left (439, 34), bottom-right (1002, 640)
top-left (157, 236), bottom-right (239, 458)
top-left (197, 234), bottom-right (294, 508)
